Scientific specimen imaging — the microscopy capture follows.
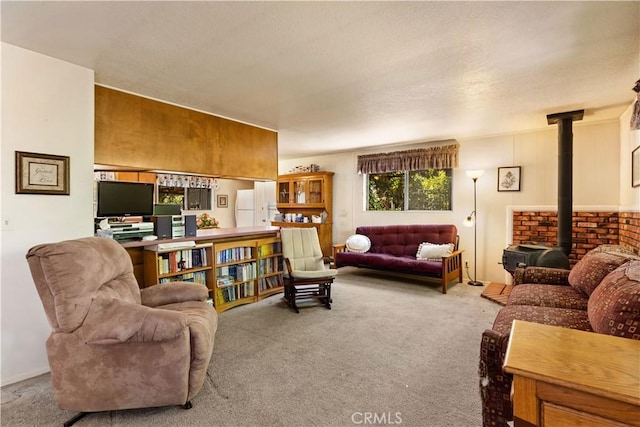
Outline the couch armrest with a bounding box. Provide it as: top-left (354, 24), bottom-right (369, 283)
top-left (331, 244), bottom-right (346, 269)
top-left (140, 282), bottom-right (208, 307)
top-left (78, 298), bottom-right (189, 345)
top-left (479, 328), bottom-right (513, 426)
top-left (442, 249), bottom-right (463, 260)
top-left (442, 249), bottom-right (463, 271)
top-left (513, 266), bottom-right (571, 286)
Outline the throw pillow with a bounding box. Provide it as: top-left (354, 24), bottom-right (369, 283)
top-left (568, 251), bottom-right (639, 296)
top-left (345, 234), bottom-right (371, 253)
top-left (416, 242), bottom-right (454, 260)
top-left (588, 260), bottom-right (640, 339)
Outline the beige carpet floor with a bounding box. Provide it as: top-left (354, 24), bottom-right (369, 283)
top-left (1, 267), bottom-right (500, 427)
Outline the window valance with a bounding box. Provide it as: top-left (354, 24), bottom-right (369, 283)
top-left (357, 144), bottom-right (459, 174)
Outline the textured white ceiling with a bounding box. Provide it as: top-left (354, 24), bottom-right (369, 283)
top-left (2, 1), bottom-right (639, 159)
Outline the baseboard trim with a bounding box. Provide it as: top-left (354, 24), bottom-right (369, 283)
top-left (1, 366), bottom-right (50, 387)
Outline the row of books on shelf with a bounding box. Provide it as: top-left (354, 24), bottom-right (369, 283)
top-left (257, 257), bottom-right (283, 275)
top-left (257, 242), bottom-right (282, 257)
top-left (216, 282), bottom-right (254, 303)
top-left (258, 275), bottom-right (283, 292)
top-left (216, 247), bottom-right (254, 264)
top-left (156, 247), bottom-right (208, 275)
top-left (159, 271), bottom-right (208, 285)
top-left (216, 262), bottom-right (256, 285)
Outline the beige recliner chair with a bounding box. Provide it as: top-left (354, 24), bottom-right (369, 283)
top-left (281, 227), bottom-right (338, 313)
top-left (26, 237), bottom-right (217, 426)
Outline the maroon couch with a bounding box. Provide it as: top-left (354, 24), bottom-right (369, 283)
top-left (479, 245), bottom-right (640, 426)
top-left (332, 224), bottom-right (463, 293)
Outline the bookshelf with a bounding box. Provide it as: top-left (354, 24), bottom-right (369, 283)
top-left (213, 240), bottom-right (258, 313)
top-left (256, 237), bottom-right (284, 299)
top-left (132, 232), bottom-right (284, 313)
top-left (143, 242), bottom-right (214, 303)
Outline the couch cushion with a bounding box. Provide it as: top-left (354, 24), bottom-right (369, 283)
top-left (416, 242), bottom-right (454, 260)
top-left (355, 224), bottom-right (457, 257)
top-left (507, 284), bottom-right (588, 310)
top-left (588, 260), bottom-right (640, 339)
top-left (492, 305), bottom-right (592, 336)
top-left (568, 250), bottom-right (638, 296)
top-left (345, 234), bottom-right (371, 253)
top-left (337, 252), bottom-right (443, 275)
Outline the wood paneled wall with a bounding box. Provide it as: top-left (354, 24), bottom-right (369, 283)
top-left (95, 86), bottom-right (278, 180)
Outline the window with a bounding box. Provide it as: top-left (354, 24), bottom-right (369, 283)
top-left (367, 169), bottom-right (452, 211)
top-left (158, 187), bottom-right (212, 210)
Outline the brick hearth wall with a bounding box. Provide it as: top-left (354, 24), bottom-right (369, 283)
top-left (512, 211), bottom-right (640, 267)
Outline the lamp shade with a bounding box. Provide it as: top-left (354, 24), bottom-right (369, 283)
top-left (463, 216), bottom-right (474, 227)
top-left (466, 169), bottom-right (485, 179)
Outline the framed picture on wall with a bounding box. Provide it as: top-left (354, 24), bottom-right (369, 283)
top-left (217, 194), bottom-right (228, 208)
top-left (497, 166), bottom-right (521, 192)
top-left (15, 151), bottom-right (70, 195)
top-left (632, 146), bottom-right (640, 188)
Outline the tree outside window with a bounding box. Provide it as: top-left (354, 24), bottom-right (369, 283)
top-left (367, 169), bottom-right (452, 211)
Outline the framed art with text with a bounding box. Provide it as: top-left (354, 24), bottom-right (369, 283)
top-left (633, 146), bottom-right (640, 188)
top-left (15, 151), bottom-right (70, 195)
top-left (497, 166), bottom-right (521, 192)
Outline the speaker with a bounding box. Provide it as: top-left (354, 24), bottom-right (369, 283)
top-left (153, 203), bottom-right (182, 216)
top-left (184, 215), bottom-right (197, 237)
top-left (153, 215), bottom-right (173, 239)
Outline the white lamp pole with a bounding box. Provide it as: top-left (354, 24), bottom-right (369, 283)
top-left (464, 170), bottom-right (484, 286)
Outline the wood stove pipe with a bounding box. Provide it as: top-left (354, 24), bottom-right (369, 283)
top-left (546, 109), bottom-right (584, 256)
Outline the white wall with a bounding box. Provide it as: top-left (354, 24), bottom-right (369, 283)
top-left (279, 119), bottom-right (623, 285)
top-left (620, 102), bottom-right (640, 210)
top-left (179, 178), bottom-right (254, 228)
top-left (1, 44), bottom-right (95, 385)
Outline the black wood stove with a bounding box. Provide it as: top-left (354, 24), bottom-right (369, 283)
top-left (502, 243), bottom-right (569, 275)
top-left (503, 110), bottom-right (583, 276)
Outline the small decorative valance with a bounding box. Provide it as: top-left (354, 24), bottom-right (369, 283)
top-left (157, 173), bottom-right (217, 189)
top-left (357, 144), bottom-right (459, 174)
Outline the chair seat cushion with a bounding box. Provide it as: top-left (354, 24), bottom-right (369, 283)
top-left (507, 284), bottom-right (588, 310)
top-left (291, 269), bottom-right (338, 280)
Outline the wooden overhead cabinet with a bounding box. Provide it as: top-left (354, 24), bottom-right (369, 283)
top-left (95, 86), bottom-right (278, 180)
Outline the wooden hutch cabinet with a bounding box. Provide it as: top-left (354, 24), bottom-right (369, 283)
top-left (272, 171), bottom-right (334, 257)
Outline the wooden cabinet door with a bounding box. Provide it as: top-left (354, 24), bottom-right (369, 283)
top-left (277, 179), bottom-right (293, 206)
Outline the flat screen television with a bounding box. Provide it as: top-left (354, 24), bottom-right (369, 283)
top-left (96, 181), bottom-right (155, 218)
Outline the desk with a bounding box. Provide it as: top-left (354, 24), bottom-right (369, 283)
top-left (503, 320), bottom-right (640, 427)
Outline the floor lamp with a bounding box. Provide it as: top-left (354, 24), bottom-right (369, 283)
top-left (463, 169), bottom-right (484, 286)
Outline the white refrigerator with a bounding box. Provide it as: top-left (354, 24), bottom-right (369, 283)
top-left (235, 189), bottom-right (255, 227)
top-left (254, 181), bottom-right (277, 226)
top-left (235, 182), bottom-right (277, 227)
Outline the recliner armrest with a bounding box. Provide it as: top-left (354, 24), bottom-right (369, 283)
top-left (77, 298), bottom-right (189, 345)
top-left (141, 282), bottom-right (209, 307)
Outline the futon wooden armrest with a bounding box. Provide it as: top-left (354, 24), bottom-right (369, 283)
top-left (442, 249), bottom-right (463, 268)
top-left (331, 244), bottom-right (347, 269)
top-left (443, 249), bottom-right (463, 259)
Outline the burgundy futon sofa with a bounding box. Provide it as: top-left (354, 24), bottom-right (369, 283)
top-left (479, 245), bottom-right (640, 426)
top-left (332, 224), bottom-right (463, 293)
